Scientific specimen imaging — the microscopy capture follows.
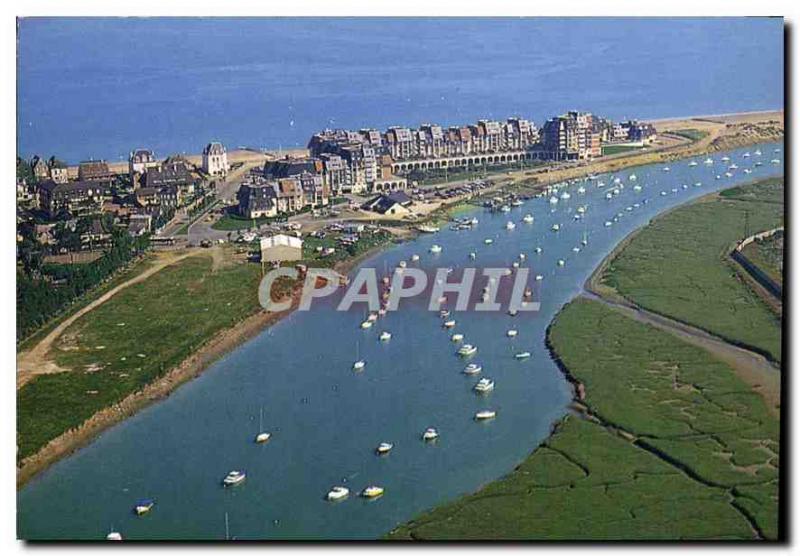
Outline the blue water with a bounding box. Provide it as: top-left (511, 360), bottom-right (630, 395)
top-left (17, 18), bottom-right (783, 163)
top-left (17, 143), bottom-right (783, 539)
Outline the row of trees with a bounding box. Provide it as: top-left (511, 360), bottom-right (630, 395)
top-left (17, 229), bottom-right (150, 342)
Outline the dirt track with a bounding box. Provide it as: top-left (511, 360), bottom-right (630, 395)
top-left (16, 249), bottom-right (200, 389)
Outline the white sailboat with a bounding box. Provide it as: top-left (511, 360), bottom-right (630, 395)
top-left (254, 408), bottom-right (271, 443)
top-left (353, 341), bottom-right (366, 371)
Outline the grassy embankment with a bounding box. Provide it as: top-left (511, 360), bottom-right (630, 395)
top-left (17, 253), bottom-right (262, 460)
top-left (18, 228), bottom-right (395, 462)
top-left (600, 178), bottom-right (784, 363)
top-left (388, 298), bottom-right (779, 540)
top-left (741, 232), bottom-right (784, 286)
top-left (389, 179), bottom-right (782, 540)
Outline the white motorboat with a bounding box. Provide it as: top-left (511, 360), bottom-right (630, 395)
top-left (522, 214), bottom-right (534, 224)
top-left (572, 246), bottom-right (581, 253)
top-left (577, 186), bottom-right (586, 194)
top-left (662, 166), bottom-right (670, 172)
top-left (557, 259), bottom-right (565, 267)
top-left (507, 329), bottom-right (518, 338)
top-left (549, 196), bottom-right (559, 205)
top-left (743, 152), bottom-right (751, 158)
top-left (360, 320), bottom-right (373, 329)
top-left (484, 238), bottom-right (494, 245)
top-left (721, 156), bottom-right (731, 162)
top-left (106, 531), bottom-right (123, 541)
top-left (754, 149), bottom-right (762, 156)
top-left (704, 157), bottom-right (714, 164)
top-left (771, 159), bottom-right (781, 164)
top-left (519, 253), bottom-right (526, 260)
top-left (534, 247), bottom-right (542, 254)
top-left (457, 344), bottom-right (478, 357)
top-left (471, 217), bottom-right (479, 225)
top-left (463, 363), bottom-right (482, 375)
top-left (474, 377), bottom-right (495, 393)
top-left (469, 252), bottom-right (477, 259)
top-left (632, 184), bottom-right (642, 192)
top-left (451, 333), bottom-right (464, 342)
top-left (605, 192), bottom-right (613, 200)
top-left (223, 471), bottom-right (246, 487)
top-left (411, 254), bottom-right (420, 262)
top-left (326, 486), bottom-right (350, 501)
top-left (422, 428), bottom-right (439, 441)
top-left (505, 221), bottom-right (516, 230)
top-left (694, 182), bottom-right (702, 187)
top-left (134, 500), bottom-right (155, 515)
top-left (535, 274), bottom-right (544, 281)
top-left (515, 352), bottom-right (532, 360)
top-left (361, 486), bottom-right (385, 499)
top-left (353, 360), bottom-right (366, 371)
top-left (417, 225), bottom-right (440, 233)
top-left (475, 410), bottom-right (497, 421)
top-left (379, 331), bottom-right (392, 341)
top-left (688, 161), bottom-right (698, 167)
top-left (429, 244), bottom-right (442, 254)
top-left (443, 319), bottom-right (456, 328)
top-left (560, 192), bottom-right (571, 200)
top-left (551, 224), bottom-right (560, 232)
top-left (376, 442), bottom-right (394, 455)
top-left (500, 205), bottom-right (511, 213)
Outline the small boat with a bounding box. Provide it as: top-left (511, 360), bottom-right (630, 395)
top-left (660, 191), bottom-right (667, 196)
top-left (361, 486), bottom-right (385, 499)
top-left (534, 247), bottom-right (542, 254)
top-left (522, 214), bottom-right (534, 224)
top-left (632, 184), bottom-right (642, 192)
top-left (443, 319), bottom-right (456, 328)
top-left (743, 152), bottom-right (751, 158)
top-left (549, 196), bottom-right (559, 205)
top-left (376, 442), bottom-right (394, 455)
top-left (458, 344), bottom-right (478, 357)
top-left (451, 333), bottom-right (464, 342)
top-left (551, 224), bottom-right (560, 232)
top-left (500, 205), bottom-right (511, 213)
top-left (508, 309), bottom-right (518, 317)
top-left (134, 499), bottom-right (155, 515)
top-left (417, 225), bottom-right (440, 233)
top-left (471, 217), bottom-right (479, 225)
top-left (106, 531), bottom-right (123, 541)
top-left (511, 199), bottom-right (524, 207)
top-left (694, 182), bottom-right (702, 187)
top-left (572, 247), bottom-right (580, 253)
top-left (721, 156), bottom-right (730, 162)
top-left (223, 471), bottom-right (247, 487)
top-left (771, 159), bottom-right (781, 164)
top-left (557, 259), bottom-right (565, 267)
top-left (326, 486), bottom-right (350, 501)
top-left (755, 149), bottom-right (762, 156)
top-left (662, 166), bottom-right (670, 172)
top-left (581, 232), bottom-right (588, 246)
top-left (353, 341), bottom-right (366, 371)
top-left (422, 428), bottom-right (439, 441)
top-left (463, 363), bottom-right (482, 375)
top-left (729, 164), bottom-right (739, 170)
top-left (577, 186), bottom-right (586, 194)
top-left (469, 252), bottom-right (477, 259)
top-left (367, 312), bottom-right (378, 322)
top-left (688, 161), bottom-right (698, 167)
top-left (505, 221), bottom-right (516, 230)
top-left (560, 192), bottom-right (571, 200)
top-left (475, 410), bottom-right (497, 421)
top-left (429, 244), bottom-right (442, 254)
top-left (535, 274), bottom-right (544, 281)
top-left (605, 192), bottom-right (613, 200)
top-left (506, 329), bottom-right (518, 338)
top-left (360, 320), bottom-right (373, 329)
top-left (379, 331), bottom-right (392, 342)
top-left (474, 377), bottom-right (495, 393)
top-left (515, 352), bottom-right (531, 360)
top-left (439, 309), bottom-right (450, 318)
top-left (398, 260), bottom-right (407, 268)
top-left (411, 254), bottom-right (420, 262)
top-left (484, 238), bottom-right (494, 245)
top-left (255, 408), bottom-right (271, 444)
top-left (704, 157), bottom-right (714, 164)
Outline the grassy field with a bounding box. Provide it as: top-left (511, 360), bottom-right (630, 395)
top-left (388, 298), bottom-right (779, 540)
top-left (17, 252), bottom-right (263, 460)
top-left (211, 212), bottom-right (278, 231)
top-left (600, 178), bottom-right (783, 362)
top-left (671, 128), bottom-right (711, 142)
top-left (601, 144), bottom-right (645, 156)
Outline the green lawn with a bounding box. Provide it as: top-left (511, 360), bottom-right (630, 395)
top-left (601, 178), bottom-right (783, 362)
top-left (388, 298), bottom-right (779, 540)
top-left (671, 128), bottom-right (711, 142)
top-left (17, 253), bottom-right (263, 460)
top-left (602, 144), bottom-right (646, 156)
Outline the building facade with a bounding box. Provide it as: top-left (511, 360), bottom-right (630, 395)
top-left (202, 142), bottom-right (228, 177)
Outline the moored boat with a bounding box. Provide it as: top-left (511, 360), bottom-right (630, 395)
top-left (326, 486), bottom-right (350, 501)
top-left (223, 471), bottom-right (246, 487)
top-left (475, 410), bottom-right (497, 421)
top-left (134, 499), bottom-right (155, 516)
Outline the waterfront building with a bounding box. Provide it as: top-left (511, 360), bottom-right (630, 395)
top-left (621, 120), bottom-right (658, 144)
top-left (36, 179), bottom-right (110, 218)
top-left (260, 234), bottom-right (303, 263)
top-left (129, 149), bottom-right (159, 187)
top-left (135, 185), bottom-right (180, 209)
top-left (30, 156), bottom-right (50, 181)
top-left (143, 155), bottom-right (196, 196)
top-left (202, 141), bottom-right (228, 177)
top-left (362, 190), bottom-right (413, 216)
top-left (540, 111), bottom-right (601, 160)
top-left (78, 160), bottom-right (114, 183)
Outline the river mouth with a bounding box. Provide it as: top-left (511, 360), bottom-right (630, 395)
top-left (17, 142), bottom-right (784, 540)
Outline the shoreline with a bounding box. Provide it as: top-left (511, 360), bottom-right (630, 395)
top-left (17, 115), bottom-right (783, 489)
